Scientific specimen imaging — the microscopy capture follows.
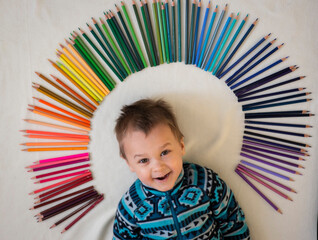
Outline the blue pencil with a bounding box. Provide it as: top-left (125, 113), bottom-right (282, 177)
top-left (216, 18), bottom-right (258, 77)
top-left (227, 43), bottom-right (284, 86)
top-left (218, 33), bottom-right (270, 78)
top-left (200, 4), bottom-right (227, 69)
top-left (204, 12), bottom-right (233, 71)
top-left (231, 57), bottom-right (288, 90)
top-left (213, 14), bottom-right (248, 75)
top-left (187, 0), bottom-right (197, 64)
top-left (243, 98), bottom-right (311, 111)
top-left (196, 5), bottom-right (217, 66)
top-left (244, 120), bottom-right (311, 129)
top-left (177, 0), bottom-right (181, 62)
top-left (165, 0), bottom-right (173, 62)
top-left (225, 38), bottom-right (277, 85)
top-left (194, 1), bottom-right (210, 65)
top-left (191, 0), bottom-right (202, 64)
top-left (185, 0), bottom-right (189, 63)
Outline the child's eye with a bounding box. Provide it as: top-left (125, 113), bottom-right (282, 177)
top-left (161, 150), bottom-right (170, 156)
top-left (139, 158), bottom-right (149, 164)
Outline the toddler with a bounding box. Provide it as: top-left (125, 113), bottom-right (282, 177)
top-left (113, 98), bottom-right (250, 239)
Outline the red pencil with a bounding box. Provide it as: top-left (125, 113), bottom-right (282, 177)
top-left (31, 164), bottom-right (90, 179)
top-left (34, 170), bottom-right (90, 184)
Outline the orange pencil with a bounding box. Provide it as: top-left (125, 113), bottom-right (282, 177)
top-left (21, 142), bottom-right (89, 146)
top-left (20, 130), bottom-right (89, 139)
top-left (22, 147), bottom-right (88, 152)
top-left (28, 109), bottom-right (91, 131)
top-left (51, 74), bottom-right (97, 111)
top-left (49, 59), bottom-right (99, 106)
top-left (29, 105), bottom-right (90, 128)
top-left (33, 97), bottom-right (90, 124)
top-left (23, 119), bottom-right (89, 134)
top-left (23, 135), bottom-right (89, 141)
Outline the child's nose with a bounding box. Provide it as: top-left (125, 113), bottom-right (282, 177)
top-left (152, 158), bottom-right (166, 172)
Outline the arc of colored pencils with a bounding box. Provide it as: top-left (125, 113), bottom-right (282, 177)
top-left (191, 0), bottom-right (201, 64)
top-left (212, 14), bottom-right (248, 75)
top-left (204, 12), bottom-right (233, 71)
top-left (194, 1), bottom-right (210, 65)
top-left (216, 18), bottom-right (258, 77)
top-left (196, 5), bottom-right (218, 67)
top-left (209, 13), bottom-right (239, 72)
top-left (200, 4), bottom-right (226, 68)
top-left (235, 168), bottom-right (282, 214)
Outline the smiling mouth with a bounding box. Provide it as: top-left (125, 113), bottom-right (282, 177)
top-left (155, 172), bottom-right (170, 181)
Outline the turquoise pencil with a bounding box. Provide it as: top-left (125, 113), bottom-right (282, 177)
top-left (165, 0), bottom-right (172, 62)
top-left (213, 14), bottom-right (248, 75)
top-left (209, 13), bottom-right (239, 72)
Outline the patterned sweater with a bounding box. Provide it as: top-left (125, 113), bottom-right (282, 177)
top-left (113, 163), bottom-right (250, 240)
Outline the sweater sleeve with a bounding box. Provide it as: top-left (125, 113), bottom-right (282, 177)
top-left (208, 170), bottom-right (250, 240)
top-left (113, 197), bottom-right (141, 240)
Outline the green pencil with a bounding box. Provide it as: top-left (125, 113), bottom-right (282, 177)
top-left (157, 0), bottom-right (166, 62)
top-left (171, 0), bottom-right (176, 62)
top-left (121, 1), bottom-right (148, 68)
top-left (152, 0), bottom-right (163, 64)
top-left (188, 0), bottom-right (196, 64)
top-left (161, 3), bottom-right (170, 63)
top-left (177, 0), bottom-right (181, 62)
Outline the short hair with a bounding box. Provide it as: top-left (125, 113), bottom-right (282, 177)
top-left (115, 98), bottom-right (184, 159)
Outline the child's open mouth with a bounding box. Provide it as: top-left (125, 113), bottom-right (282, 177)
top-left (155, 172), bottom-right (170, 181)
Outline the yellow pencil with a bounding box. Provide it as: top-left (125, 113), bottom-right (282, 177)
top-left (60, 43), bottom-right (109, 95)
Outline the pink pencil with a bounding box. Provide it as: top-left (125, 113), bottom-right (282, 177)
top-left (27, 156), bottom-right (89, 169)
top-left (32, 164), bottom-right (90, 179)
top-left (29, 172), bottom-right (91, 195)
top-left (237, 167), bottom-right (292, 201)
top-left (28, 159), bottom-right (89, 172)
top-left (36, 152), bottom-right (89, 164)
top-left (35, 170), bottom-right (90, 184)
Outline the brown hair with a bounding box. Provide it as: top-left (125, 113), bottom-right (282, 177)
top-left (115, 98), bottom-right (184, 159)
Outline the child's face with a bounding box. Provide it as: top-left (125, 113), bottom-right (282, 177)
top-left (122, 124), bottom-right (185, 192)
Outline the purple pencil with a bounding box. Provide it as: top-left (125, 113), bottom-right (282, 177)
top-left (237, 164), bottom-right (297, 193)
top-left (243, 140), bottom-right (308, 157)
top-left (240, 160), bottom-right (293, 181)
top-left (28, 159), bottom-right (89, 172)
top-left (240, 151), bottom-right (303, 174)
top-left (235, 168), bottom-right (282, 214)
top-left (242, 144), bottom-right (305, 160)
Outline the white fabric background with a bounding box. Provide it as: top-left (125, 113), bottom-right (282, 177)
top-left (0, 0), bottom-right (317, 239)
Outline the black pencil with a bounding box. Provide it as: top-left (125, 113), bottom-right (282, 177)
top-left (244, 120), bottom-right (312, 128)
top-left (245, 125), bottom-right (311, 137)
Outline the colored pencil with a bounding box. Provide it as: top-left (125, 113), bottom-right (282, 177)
top-left (245, 125), bottom-right (311, 138)
top-left (244, 120), bottom-right (312, 129)
top-left (215, 18), bottom-right (258, 77)
top-left (22, 147), bottom-right (88, 152)
top-left (234, 66), bottom-right (297, 96)
top-left (23, 119), bottom-right (89, 134)
top-left (191, 0), bottom-right (201, 64)
top-left (209, 12), bottom-right (239, 72)
top-left (244, 130), bottom-right (311, 148)
top-left (27, 156), bottom-right (89, 169)
top-left (144, 0), bottom-right (159, 65)
top-left (235, 168), bottom-right (282, 214)
top-left (240, 151), bottom-right (302, 175)
top-left (240, 160), bottom-right (293, 181)
top-left (205, 12), bottom-right (233, 71)
top-left (237, 76), bottom-right (305, 99)
top-left (35, 152), bottom-right (89, 164)
top-left (157, 0), bottom-right (166, 62)
top-left (161, 3), bottom-right (170, 63)
top-left (21, 130), bottom-right (89, 139)
top-left (28, 159), bottom-right (90, 172)
top-left (194, 1), bottom-right (210, 65)
top-left (32, 164), bottom-right (91, 179)
top-left (243, 98), bottom-right (312, 111)
top-left (177, 0), bottom-right (181, 61)
top-left (32, 186), bottom-right (95, 208)
top-left (212, 14), bottom-right (248, 75)
top-left (50, 195), bottom-right (99, 228)
top-left (35, 170), bottom-right (90, 184)
top-left (98, 18), bottom-right (132, 74)
top-left (61, 194), bottom-right (104, 233)
top-left (165, 0), bottom-right (173, 62)
top-left (29, 172), bottom-right (91, 195)
top-left (152, 0), bottom-right (163, 64)
top-left (171, 0), bottom-right (176, 62)
top-left (219, 33), bottom-right (271, 78)
top-left (197, 5), bottom-right (217, 67)
top-left (185, 0), bottom-right (189, 64)
top-left (237, 164), bottom-right (296, 193)
top-left (227, 43), bottom-right (284, 86)
top-left (21, 142), bottom-right (89, 147)
top-left (201, 4), bottom-right (226, 68)
top-left (237, 167), bottom-right (292, 201)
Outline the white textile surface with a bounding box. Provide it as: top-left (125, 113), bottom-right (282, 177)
top-left (0, 0), bottom-right (317, 239)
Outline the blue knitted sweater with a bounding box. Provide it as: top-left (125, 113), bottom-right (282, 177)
top-left (113, 163), bottom-right (250, 239)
